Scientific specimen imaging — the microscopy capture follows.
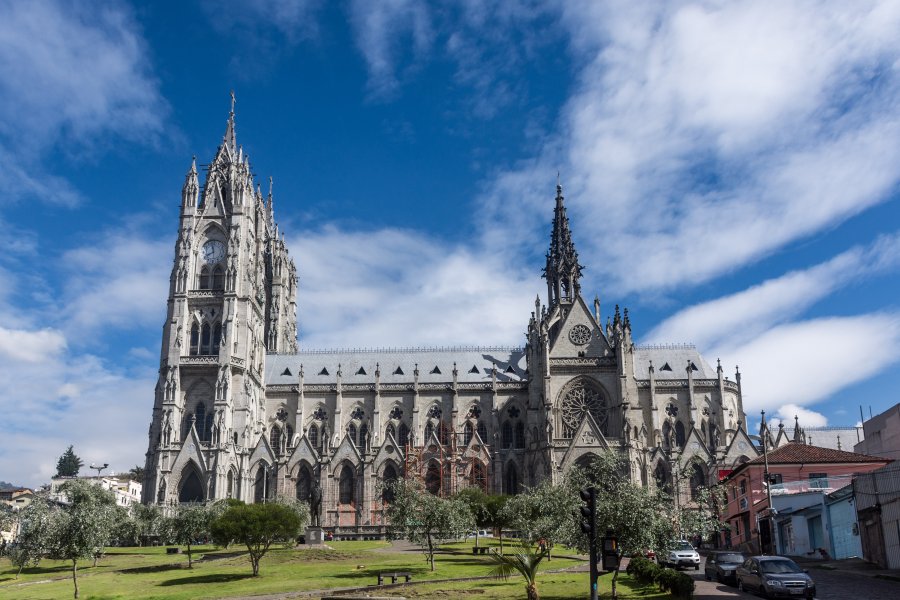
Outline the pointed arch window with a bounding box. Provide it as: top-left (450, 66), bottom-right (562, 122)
top-left (190, 323), bottom-right (200, 355)
top-left (675, 421), bottom-right (686, 448)
top-left (662, 421), bottom-right (673, 450)
top-left (690, 463), bottom-right (706, 500)
top-left (425, 461), bottom-right (441, 495)
top-left (213, 323), bottom-right (222, 350)
top-left (286, 424), bottom-right (294, 447)
top-left (477, 421), bottom-right (487, 443)
top-left (296, 465), bottom-right (312, 502)
top-left (385, 423), bottom-right (396, 442)
top-left (212, 265), bottom-right (224, 290)
top-left (382, 463), bottom-right (398, 503)
top-left (559, 378), bottom-right (609, 438)
top-left (437, 421), bottom-right (449, 445)
top-left (339, 464), bottom-right (355, 504)
top-left (226, 470), bottom-right (234, 499)
top-left (201, 323), bottom-right (212, 355)
top-left (348, 423), bottom-right (358, 447)
top-left (270, 425), bottom-right (282, 454)
top-left (424, 422), bottom-right (434, 443)
top-left (308, 424), bottom-right (319, 451)
top-left (179, 468), bottom-right (204, 503)
top-left (471, 462), bottom-right (488, 491)
top-left (514, 422), bottom-right (525, 449)
top-left (654, 462), bottom-right (671, 494)
top-left (463, 422), bottom-right (474, 446)
top-left (194, 403), bottom-right (213, 443)
top-left (199, 266), bottom-right (210, 290)
top-left (359, 423), bottom-right (368, 448)
top-left (504, 463), bottom-right (519, 495)
top-left (254, 463), bottom-right (273, 502)
top-left (501, 421), bottom-right (513, 449)
top-left (398, 422), bottom-right (409, 447)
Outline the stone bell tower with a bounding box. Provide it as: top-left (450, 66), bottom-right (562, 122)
top-left (143, 96), bottom-right (298, 505)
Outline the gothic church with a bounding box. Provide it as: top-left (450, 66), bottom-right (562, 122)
top-left (143, 107), bottom-right (757, 531)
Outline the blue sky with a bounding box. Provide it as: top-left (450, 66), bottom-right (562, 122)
top-left (2, 0), bottom-right (900, 487)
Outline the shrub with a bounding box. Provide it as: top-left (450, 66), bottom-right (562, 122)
top-left (626, 556), bottom-right (692, 599)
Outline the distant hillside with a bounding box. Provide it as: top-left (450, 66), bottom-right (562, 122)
top-left (0, 481), bottom-right (24, 491)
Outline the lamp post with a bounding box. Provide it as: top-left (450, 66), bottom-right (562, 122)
top-left (89, 463), bottom-right (109, 478)
top-left (760, 411), bottom-right (780, 554)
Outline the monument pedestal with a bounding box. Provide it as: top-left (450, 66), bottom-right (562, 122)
top-left (305, 526), bottom-right (324, 545)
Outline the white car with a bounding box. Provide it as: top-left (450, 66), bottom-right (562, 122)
top-left (664, 540), bottom-right (700, 570)
top-left (466, 530), bottom-right (493, 538)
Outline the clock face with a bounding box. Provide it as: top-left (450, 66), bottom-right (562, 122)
top-left (202, 240), bottom-right (226, 264)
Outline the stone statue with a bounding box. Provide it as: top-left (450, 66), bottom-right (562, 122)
top-left (309, 480), bottom-right (322, 526)
top-left (545, 419), bottom-right (553, 444)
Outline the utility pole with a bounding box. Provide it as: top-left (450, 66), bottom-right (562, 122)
top-left (89, 463), bottom-right (109, 478)
top-left (579, 487), bottom-right (599, 600)
top-left (760, 411), bottom-right (780, 554)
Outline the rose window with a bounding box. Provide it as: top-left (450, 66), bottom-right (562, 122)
top-left (568, 324), bottom-right (592, 345)
top-left (560, 380), bottom-right (608, 437)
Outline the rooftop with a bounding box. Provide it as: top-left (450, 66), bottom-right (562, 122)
top-left (747, 442), bottom-right (891, 466)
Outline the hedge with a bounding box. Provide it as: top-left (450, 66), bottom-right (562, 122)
top-left (626, 556), bottom-right (694, 599)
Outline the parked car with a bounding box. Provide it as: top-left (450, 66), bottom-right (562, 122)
top-left (704, 551), bottom-right (746, 584)
top-left (736, 556), bottom-right (816, 599)
top-left (663, 540), bottom-right (700, 570)
top-left (466, 530), bottom-right (493, 538)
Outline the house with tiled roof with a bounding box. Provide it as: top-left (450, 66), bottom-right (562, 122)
top-left (721, 441), bottom-right (890, 556)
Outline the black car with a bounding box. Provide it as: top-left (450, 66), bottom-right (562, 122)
top-left (704, 551), bottom-right (746, 584)
top-left (736, 556), bottom-right (816, 599)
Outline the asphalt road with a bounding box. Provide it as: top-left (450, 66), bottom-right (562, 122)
top-left (688, 557), bottom-right (900, 600)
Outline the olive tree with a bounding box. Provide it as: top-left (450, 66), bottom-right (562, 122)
top-left (210, 501), bottom-right (303, 576)
top-left (8, 497), bottom-right (57, 578)
top-left (170, 503), bottom-right (213, 568)
top-left (385, 478), bottom-right (474, 571)
top-left (52, 480), bottom-right (118, 599)
top-left (501, 481), bottom-right (576, 560)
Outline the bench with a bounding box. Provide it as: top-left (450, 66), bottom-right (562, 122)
top-left (165, 547), bottom-right (182, 555)
top-left (472, 546), bottom-right (491, 555)
top-left (377, 572), bottom-right (412, 585)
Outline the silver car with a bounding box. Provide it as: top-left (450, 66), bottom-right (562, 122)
top-left (736, 556), bottom-right (816, 599)
top-left (663, 540), bottom-right (700, 570)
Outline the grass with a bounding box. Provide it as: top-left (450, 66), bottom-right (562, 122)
top-left (0, 539), bottom-right (673, 600)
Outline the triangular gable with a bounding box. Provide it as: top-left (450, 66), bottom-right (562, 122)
top-left (248, 434), bottom-right (276, 470)
top-left (170, 424), bottom-right (209, 476)
top-left (548, 295), bottom-right (612, 357)
top-left (286, 434), bottom-right (319, 472)
top-left (677, 427), bottom-right (712, 468)
top-left (372, 431), bottom-right (404, 469)
top-left (560, 412), bottom-right (610, 471)
top-left (721, 427), bottom-right (759, 467)
top-left (773, 426), bottom-right (791, 448)
top-left (460, 432), bottom-right (492, 463)
top-left (331, 433), bottom-right (362, 466)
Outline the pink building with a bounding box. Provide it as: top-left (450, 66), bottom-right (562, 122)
top-left (721, 442), bottom-right (889, 554)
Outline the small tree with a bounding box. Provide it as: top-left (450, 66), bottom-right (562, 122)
top-left (455, 487), bottom-right (490, 547)
top-left (486, 494), bottom-right (511, 552)
top-left (385, 478), bottom-right (474, 571)
top-left (8, 497), bottom-right (57, 578)
top-left (489, 544), bottom-right (548, 600)
top-left (501, 482), bottom-right (575, 560)
top-left (170, 503), bottom-right (212, 568)
top-left (209, 502), bottom-right (302, 576)
top-left (55, 446), bottom-right (84, 477)
top-left (127, 465), bottom-right (145, 483)
top-left (679, 482), bottom-right (727, 545)
top-left (53, 480), bottom-right (118, 599)
top-left (131, 503), bottom-right (166, 546)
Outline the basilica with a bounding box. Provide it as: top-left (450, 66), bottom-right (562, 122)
top-left (142, 107), bottom-right (758, 531)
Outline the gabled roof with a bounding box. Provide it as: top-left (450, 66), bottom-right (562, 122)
top-left (745, 442), bottom-right (890, 466)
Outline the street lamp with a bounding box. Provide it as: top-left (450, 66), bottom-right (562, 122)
top-left (90, 463), bottom-right (109, 478)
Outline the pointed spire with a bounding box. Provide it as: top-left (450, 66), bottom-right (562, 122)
top-left (793, 415), bottom-right (801, 442)
top-left (182, 155), bottom-right (199, 207)
top-left (542, 178), bottom-right (583, 306)
top-left (223, 90), bottom-right (236, 152)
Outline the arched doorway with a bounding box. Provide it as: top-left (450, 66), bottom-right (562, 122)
top-left (178, 466), bottom-right (204, 503)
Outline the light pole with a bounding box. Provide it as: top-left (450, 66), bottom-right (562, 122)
top-left (760, 411), bottom-right (780, 554)
top-left (89, 463), bottom-right (109, 478)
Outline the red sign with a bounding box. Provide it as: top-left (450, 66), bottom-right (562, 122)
top-left (718, 469), bottom-right (733, 481)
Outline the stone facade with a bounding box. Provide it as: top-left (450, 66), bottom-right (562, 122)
top-left (142, 108), bottom-right (755, 531)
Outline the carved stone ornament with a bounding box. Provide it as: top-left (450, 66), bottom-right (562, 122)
top-left (507, 405), bottom-right (520, 419)
top-left (389, 406), bottom-right (404, 421)
top-left (276, 407), bottom-right (288, 422)
top-left (467, 404), bottom-right (482, 419)
top-left (427, 404), bottom-right (442, 419)
top-left (666, 403), bottom-right (679, 417)
top-left (561, 380), bottom-right (608, 437)
top-left (350, 406), bottom-right (365, 421)
top-left (568, 324), bottom-right (592, 345)
top-left (312, 407), bottom-right (327, 421)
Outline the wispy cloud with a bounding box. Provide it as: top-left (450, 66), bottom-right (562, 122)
top-left (644, 232), bottom-right (900, 349)
top-left (0, 0), bottom-right (168, 204)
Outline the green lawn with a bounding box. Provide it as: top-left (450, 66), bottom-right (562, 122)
top-left (0, 540), bottom-right (672, 600)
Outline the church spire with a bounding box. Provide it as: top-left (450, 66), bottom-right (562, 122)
top-left (223, 90), bottom-right (237, 152)
top-left (181, 155), bottom-right (199, 208)
top-left (542, 179), bottom-right (583, 307)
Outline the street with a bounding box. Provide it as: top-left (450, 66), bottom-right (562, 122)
top-left (688, 557), bottom-right (900, 600)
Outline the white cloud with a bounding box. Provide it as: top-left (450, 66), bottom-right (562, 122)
top-left (60, 232), bottom-right (171, 336)
top-left (711, 313), bottom-right (900, 412)
top-left (773, 404), bottom-right (828, 429)
top-left (0, 326), bottom-right (67, 363)
top-left (348, 0), bottom-right (434, 98)
top-left (477, 0), bottom-right (900, 295)
top-left (291, 226), bottom-right (538, 348)
top-left (0, 0), bottom-right (168, 205)
top-left (643, 231), bottom-right (900, 348)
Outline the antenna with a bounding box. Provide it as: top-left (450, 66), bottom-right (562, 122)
top-left (89, 463), bottom-right (109, 477)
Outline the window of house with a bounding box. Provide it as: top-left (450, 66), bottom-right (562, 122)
top-left (769, 473), bottom-right (783, 485)
top-left (809, 473), bottom-right (829, 489)
top-left (740, 479), bottom-right (747, 496)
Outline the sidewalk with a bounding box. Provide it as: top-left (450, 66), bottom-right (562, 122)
top-left (792, 555), bottom-right (900, 583)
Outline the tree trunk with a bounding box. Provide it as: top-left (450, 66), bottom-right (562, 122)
top-left (427, 534), bottom-right (435, 571)
top-left (611, 555), bottom-right (622, 599)
top-left (251, 555), bottom-right (260, 576)
top-left (526, 581), bottom-right (539, 600)
top-left (187, 542), bottom-right (193, 568)
top-left (475, 531), bottom-right (480, 548)
top-left (72, 559), bottom-right (79, 599)
top-left (16, 564), bottom-right (22, 579)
